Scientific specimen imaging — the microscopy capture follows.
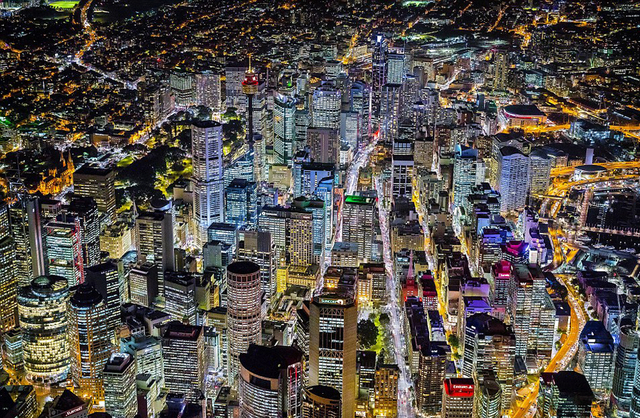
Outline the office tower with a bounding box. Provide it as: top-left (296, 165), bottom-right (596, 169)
top-left (259, 206), bottom-right (314, 266)
top-left (474, 373), bottom-right (502, 418)
top-left (342, 195), bottom-right (375, 263)
top-left (103, 353), bottom-right (138, 418)
top-left (273, 94), bottom-right (297, 165)
top-left (17, 275), bottom-right (69, 384)
top-left (100, 222), bottom-right (133, 260)
top-left (496, 147), bottom-right (530, 213)
top-left (307, 127), bottom-right (339, 165)
top-left (224, 178), bottom-right (257, 227)
top-left (192, 120), bottom-right (225, 238)
top-left (161, 321), bottom-right (205, 401)
top-left (462, 313), bottom-right (515, 413)
top-left (391, 139), bottom-right (414, 200)
top-left (121, 335), bottom-right (164, 386)
top-left (85, 260), bottom-right (124, 342)
top-left (386, 52), bottom-right (404, 85)
top-left (73, 164), bottom-right (117, 223)
top-left (492, 48), bottom-right (509, 91)
top-left (236, 230), bottom-right (275, 300)
top-left (3, 329), bottom-right (23, 372)
top-left (226, 261), bottom-right (262, 383)
top-left (417, 342), bottom-right (449, 414)
top-left (0, 233), bottom-right (17, 331)
top-left (612, 325), bottom-right (639, 416)
top-left (238, 344), bottom-right (304, 418)
top-left (9, 197), bottom-right (45, 284)
top-left (65, 196), bottom-right (101, 268)
top-left (164, 271), bottom-right (197, 325)
top-left (0, 385), bottom-right (37, 418)
top-left (340, 111), bottom-right (360, 150)
top-left (373, 364), bottom-right (399, 418)
top-left (170, 70), bottom-right (196, 107)
top-left (312, 85), bottom-right (341, 130)
top-left (529, 149), bottom-right (552, 194)
top-left (371, 34), bottom-right (387, 119)
top-left (303, 386), bottom-right (341, 418)
top-left (578, 321), bottom-right (615, 397)
top-left (509, 264), bottom-right (552, 364)
top-left (442, 378), bottom-right (474, 418)
top-left (309, 290), bottom-right (357, 418)
top-left (331, 242), bottom-right (359, 268)
top-left (129, 262), bottom-right (158, 307)
top-left (225, 64), bottom-right (248, 110)
top-left (452, 145), bottom-right (479, 213)
top-left (356, 350), bottom-right (376, 399)
top-left (196, 71), bottom-right (222, 112)
top-left (68, 283), bottom-right (111, 399)
top-left (136, 208), bottom-right (174, 293)
top-left (44, 214), bottom-right (84, 287)
top-left (292, 197), bottom-right (326, 261)
top-left (40, 389), bottom-right (87, 418)
top-left (296, 162), bottom-right (335, 198)
top-left (539, 372), bottom-right (594, 418)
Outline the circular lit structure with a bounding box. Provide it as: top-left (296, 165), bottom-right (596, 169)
top-left (226, 261), bottom-right (262, 384)
top-left (573, 164), bottom-right (607, 181)
top-left (18, 275), bottom-right (70, 384)
top-left (502, 104), bottom-right (547, 128)
top-left (302, 385), bottom-right (341, 418)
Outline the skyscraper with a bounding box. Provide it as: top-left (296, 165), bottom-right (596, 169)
top-left (164, 271), bottom-right (197, 325)
top-left (539, 372), bottom-right (594, 418)
top-left (196, 71), bottom-right (222, 112)
top-left (307, 127), bottom-right (339, 165)
top-left (73, 164), bottom-right (117, 224)
top-left (103, 353), bottom-right (138, 418)
top-left (371, 34), bottom-right (387, 120)
top-left (18, 275), bottom-right (69, 384)
top-left (9, 196), bottom-right (45, 284)
top-left (68, 283), bottom-right (111, 399)
top-left (273, 94), bottom-right (297, 166)
top-left (65, 196), bottom-right (101, 268)
top-left (612, 325), bottom-right (638, 416)
top-left (259, 206), bottom-right (315, 267)
top-left (44, 214), bottom-right (84, 287)
top-left (236, 230), bottom-right (275, 300)
top-left (136, 208), bottom-right (174, 294)
top-left (312, 85), bottom-right (341, 132)
top-left (121, 334), bottom-right (164, 386)
top-left (226, 261), bottom-right (262, 383)
top-left (238, 344), bottom-right (304, 418)
top-left (161, 321), bottom-right (205, 401)
top-left (442, 378), bottom-right (474, 418)
top-left (224, 178), bottom-right (257, 227)
top-left (303, 386), bottom-right (341, 418)
top-left (128, 262), bottom-right (158, 307)
top-left (192, 120), bottom-right (225, 239)
top-left (0, 232), bottom-right (17, 332)
top-left (342, 195), bottom-right (375, 263)
top-left (309, 290), bottom-right (357, 418)
top-left (85, 260), bottom-right (124, 343)
top-left (391, 139), bottom-right (414, 200)
top-left (452, 145), bottom-right (479, 214)
top-left (492, 48), bottom-right (509, 91)
top-left (496, 147), bottom-right (530, 213)
top-left (373, 364), bottom-right (399, 418)
top-left (578, 320), bottom-right (615, 398)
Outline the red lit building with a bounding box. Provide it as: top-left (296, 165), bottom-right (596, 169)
top-left (442, 378), bottom-right (474, 418)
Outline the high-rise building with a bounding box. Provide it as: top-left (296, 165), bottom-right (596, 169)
top-left (302, 385), bottom-right (341, 418)
top-left (311, 85), bottom-right (341, 130)
top-left (9, 196), bottom-right (45, 284)
top-left (224, 178), bottom-right (257, 227)
top-left (309, 290), bottom-right (357, 418)
top-left (162, 321), bottom-right (205, 401)
top-left (103, 353), bottom-right (138, 418)
top-left (65, 196), bottom-right (101, 268)
top-left (474, 373), bottom-right (502, 418)
top-left (539, 372), bottom-right (594, 418)
top-left (612, 325), bottom-right (639, 416)
top-left (342, 195), bottom-right (375, 263)
top-left (170, 70), bottom-right (196, 107)
top-left (164, 271), bottom-right (197, 325)
top-left (452, 145), bottom-right (479, 214)
top-left (18, 276), bottom-right (69, 384)
top-left (386, 52), bottom-right (404, 86)
top-left (226, 261), bottom-right (262, 383)
top-left (462, 313), bottom-right (515, 413)
top-left (196, 71), bottom-right (222, 112)
top-left (236, 230), bottom-right (275, 300)
top-left (578, 320), bottom-right (615, 397)
top-left (307, 127), bottom-right (339, 165)
top-left (238, 344), bottom-right (304, 418)
top-left (416, 341), bottom-right (449, 414)
top-left (273, 94), bottom-right (297, 166)
top-left (259, 206), bottom-right (315, 266)
top-left (373, 364), bottom-right (399, 418)
top-left (492, 49), bottom-right (509, 91)
top-left (128, 262), bottom-right (159, 307)
top-left (496, 147), bottom-right (530, 213)
top-left (391, 139), bottom-right (414, 200)
top-left (136, 209), bottom-right (174, 293)
top-left (192, 120), bottom-right (225, 238)
top-left (442, 378), bottom-right (474, 418)
top-left (73, 164), bottom-right (117, 224)
top-left (85, 260), bottom-right (124, 343)
top-left (68, 283), bottom-right (111, 399)
top-left (121, 334), bottom-right (164, 386)
top-left (529, 149), bottom-right (552, 194)
top-left (0, 233), bottom-right (17, 332)
top-left (44, 214), bottom-right (84, 287)
top-left (371, 34), bottom-right (387, 119)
